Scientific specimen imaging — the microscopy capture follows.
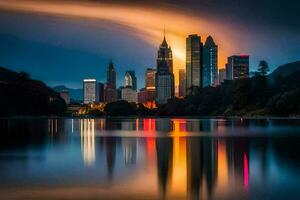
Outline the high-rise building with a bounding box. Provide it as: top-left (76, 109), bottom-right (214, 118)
top-left (226, 55), bottom-right (249, 80)
top-left (97, 82), bottom-right (105, 102)
top-left (138, 88), bottom-right (156, 108)
top-left (203, 36), bottom-right (218, 87)
top-left (186, 34), bottom-right (203, 92)
top-left (179, 69), bottom-right (186, 97)
top-left (145, 68), bottom-right (156, 90)
top-left (105, 61), bottom-right (117, 103)
top-left (121, 87), bottom-right (137, 103)
top-left (83, 79), bottom-right (96, 104)
top-left (138, 68), bottom-right (156, 108)
top-left (155, 34), bottom-right (174, 104)
top-left (107, 60), bottom-right (116, 89)
top-left (218, 68), bottom-right (226, 84)
top-left (124, 70), bottom-right (137, 91)
top-left (121, 71), bottom-right (137, 103)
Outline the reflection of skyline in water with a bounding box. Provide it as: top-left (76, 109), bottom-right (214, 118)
top-left (73, 118), bottom-right (251, 199)
top-left (0, 118), bottom-right (299, 200)
top-left (80, 119), bottom-right (95, 166)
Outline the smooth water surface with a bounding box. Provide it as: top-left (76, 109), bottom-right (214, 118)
top-left (0, 118), bottom-right (300, 200)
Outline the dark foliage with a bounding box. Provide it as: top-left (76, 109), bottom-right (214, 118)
top-left (0, 67), bottom-right (66, 116)
top-left (104, 100), bottom-right (137, 116)
top-left (88, 109), bottom-right (106, 117)
top-left (156, 71), bottom-right (300, 117)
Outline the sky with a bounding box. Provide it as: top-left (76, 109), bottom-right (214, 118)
top-left (0, 0), bottom-right (299, 89)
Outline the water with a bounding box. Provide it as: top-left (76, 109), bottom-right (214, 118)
top-left (0, 118), bottom-right (300, 200)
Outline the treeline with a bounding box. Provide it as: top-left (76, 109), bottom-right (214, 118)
top-left (0, 67), bottom-right (66, 116)
top-left (102, 61), bottom-right (300, 117)
top-left (158, 62), bottom-right (300, 117)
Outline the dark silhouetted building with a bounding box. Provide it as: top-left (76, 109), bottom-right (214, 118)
top-left (226, 55), bottom-right (249, 80)
top-left (203, 36), bottom-right (218, 87)
top-left (186, 34), bottom-right (203, 93)
top-left (178, 69), bottom-right (186, 97)
top-left (155, 34), bottom-right (174, 104)
top-left (218, 68), bottom-right (226, 84)
top-left (97, 82), bottom-right (105, 102)
top-left (104, 61), bottom-right (117, 103)
top-left (107, 60), bottom-right (116, 89)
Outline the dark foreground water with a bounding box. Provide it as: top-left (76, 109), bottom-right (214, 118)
top-left (0, 118), bottom-right (300, 200)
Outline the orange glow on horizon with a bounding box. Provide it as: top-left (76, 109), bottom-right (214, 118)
top-left (0, 0), bottom-right (239, 84)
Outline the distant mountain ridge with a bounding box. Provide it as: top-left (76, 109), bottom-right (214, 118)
top-left (53, 85), bottom-right (83, 102)
top-left (269, 61), bottom-right (300, 81)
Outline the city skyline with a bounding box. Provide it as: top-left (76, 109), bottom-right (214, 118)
top-left (0, 0), bottom-right (299, 88)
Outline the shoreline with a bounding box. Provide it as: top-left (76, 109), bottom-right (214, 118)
top-left (1, 115), bottom-right (300, 120)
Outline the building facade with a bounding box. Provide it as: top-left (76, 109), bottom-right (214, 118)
top-left (226, 55), bottom-right (249, 80)
top-left (178, 69), bottom-right (186, 97)
top-left (145, 68), bottom-right (156, 90)
top-left (203, 36), bottom-right (218, 87)
top-left (121, 87), bottom-right (137, 103)
top-left (83, 79), bottom-right (96, 104)
top-left (186, 34), bottom-right (203, 92)
top-left (124, 70), bottom-right (137, 91)
top-left (155, 35), bottom-right (174, 104)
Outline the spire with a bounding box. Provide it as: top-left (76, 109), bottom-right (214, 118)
top-left (161, 26), bottom-right (168, 47)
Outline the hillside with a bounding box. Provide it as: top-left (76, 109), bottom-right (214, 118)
top-left (0, 67), bottom-right (66, 116)
top-left (269, 61), bottom-right (300, 81)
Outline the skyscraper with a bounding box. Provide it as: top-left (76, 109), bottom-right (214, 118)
top-left (83, 79), bottom-right (96, 104)
top-left (226, 55), bottom-right (249, 80)
top-left (155, 34), bottom-right (175, 104)
top-left (124, 70), bottom-right (137, 91)
top-left (145, 68), bottom-right (156, 90)
top-left (107, 60), bottom-right (116, 89)
top-left (179, 69), bottom-right (186, 97)
top-left (97, 82), bottom-right (105, 102)
top-left (186, 34), bottom-right (203, 92)
top-left (203, 36), bottom-right (218, 87)
top-left (122, 71), bottom-right (137, 103)
top-left (138, 68), bottom-right (156, 108)
top-left (105, 61), bottom-right (117, 103)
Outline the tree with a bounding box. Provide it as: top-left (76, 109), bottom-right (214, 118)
top-left (257, 60), bottom-right (269, 76)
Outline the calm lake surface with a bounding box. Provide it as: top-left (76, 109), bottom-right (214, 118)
top-left (0, 118), bottom-right (300, 200)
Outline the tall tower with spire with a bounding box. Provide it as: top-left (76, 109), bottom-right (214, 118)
top-left (155, 32), bottom-right (175, 104)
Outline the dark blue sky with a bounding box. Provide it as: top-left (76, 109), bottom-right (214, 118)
top-left (0, 0), bottom-right (299, 89)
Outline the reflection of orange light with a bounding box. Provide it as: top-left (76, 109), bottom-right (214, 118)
top-left (243, 153), bottom-right (249, 191)
top-left (146, 137), bottom-right (156, 159)
top-left (170, 136), bottom-right (187, 197)
top-left (172, 119), bottom-right (187, 136)
top-left (217, 140), bottom-right (228, 188)
top-left (143, 118), bottom-right (156, 133)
